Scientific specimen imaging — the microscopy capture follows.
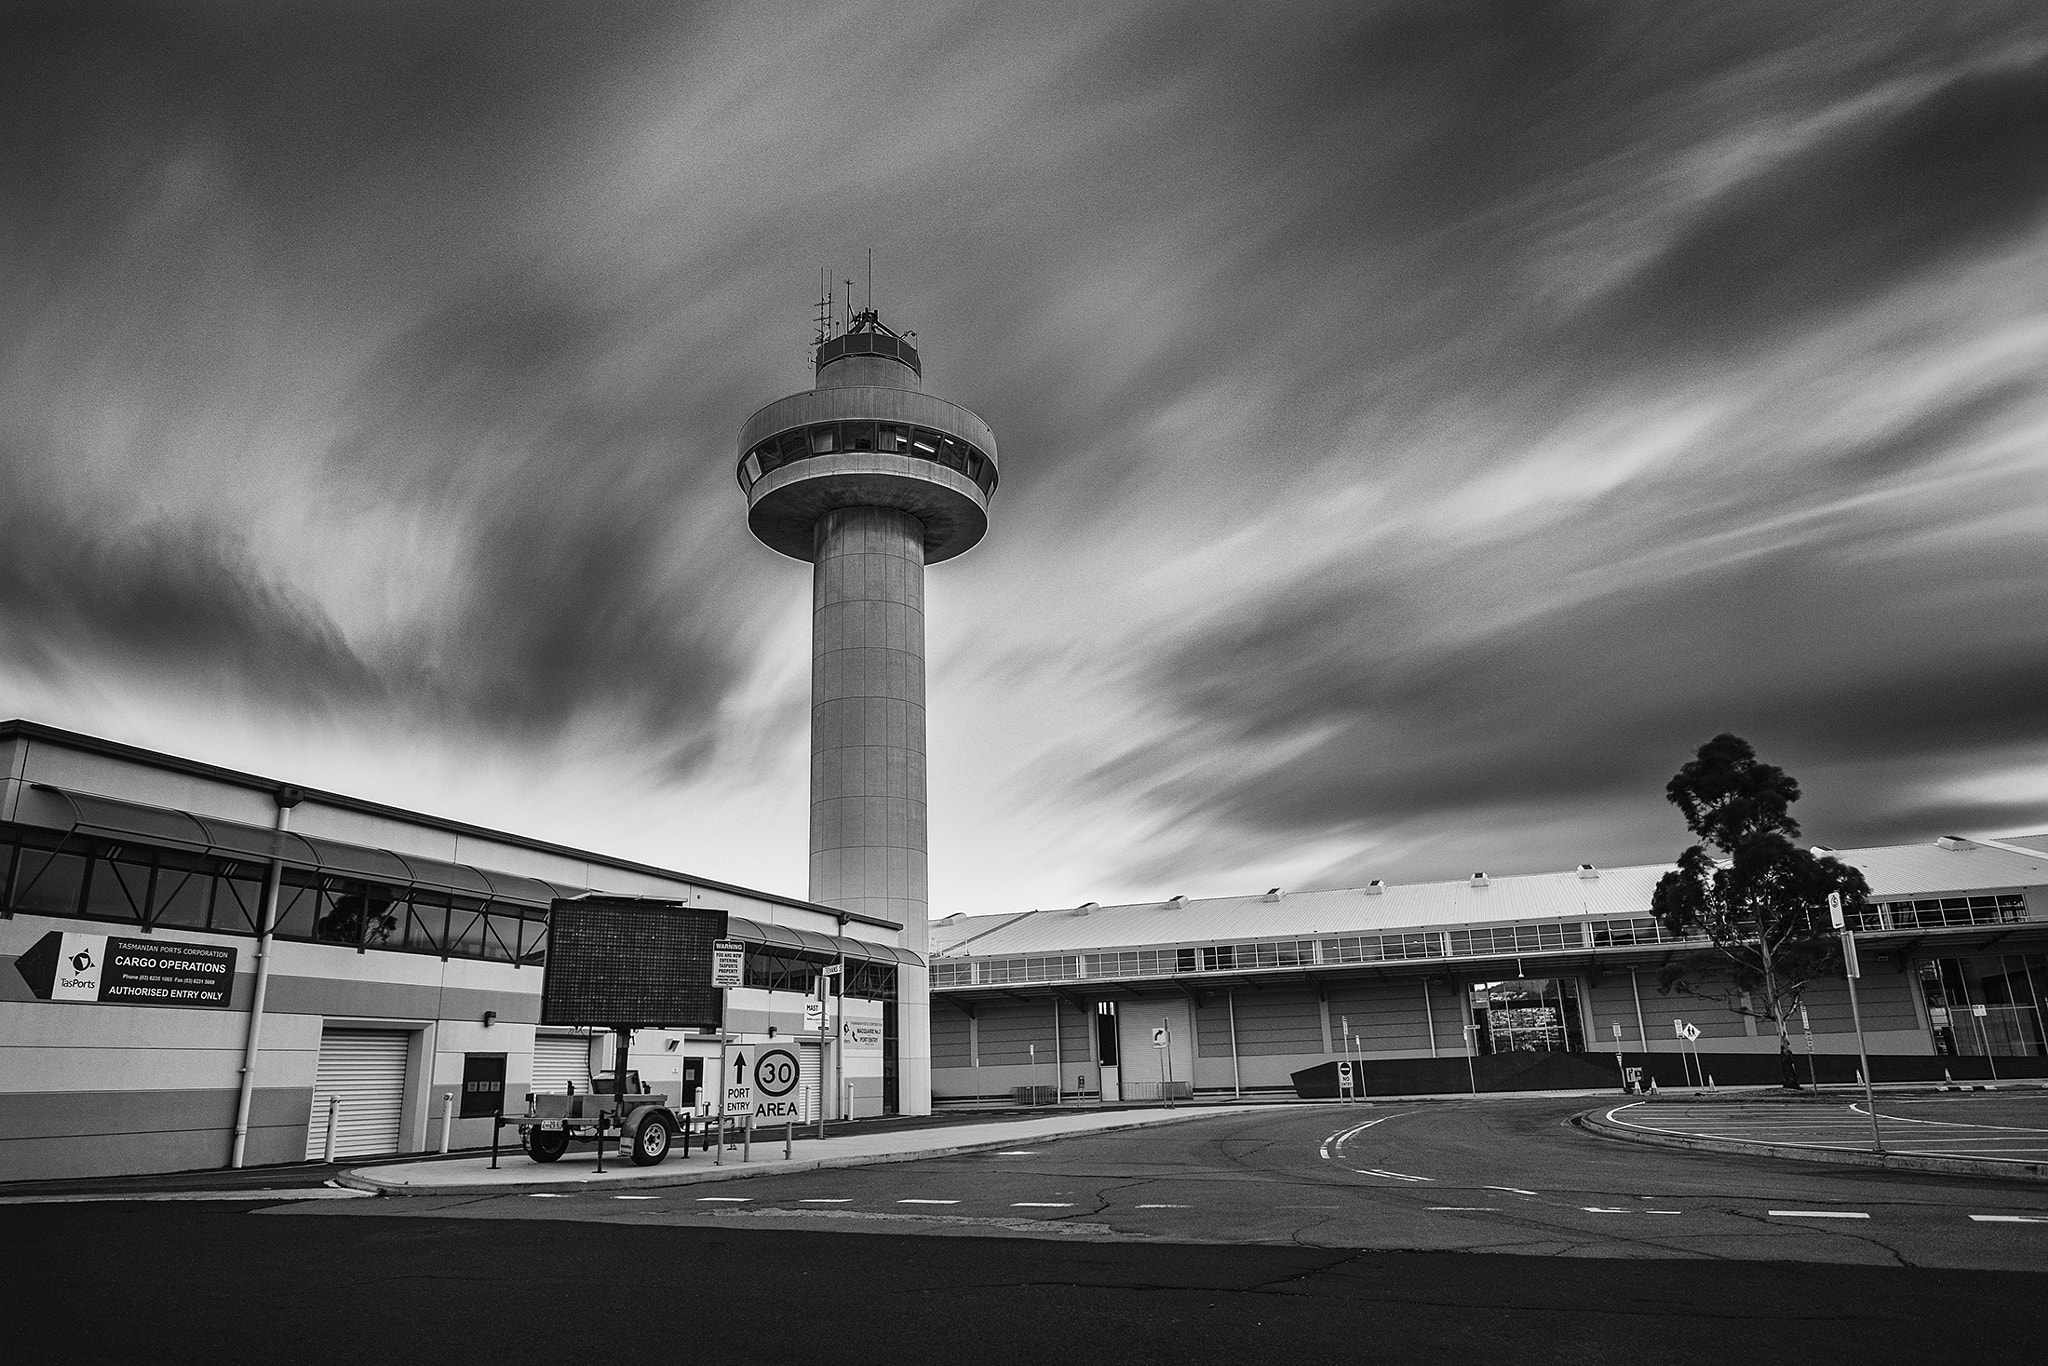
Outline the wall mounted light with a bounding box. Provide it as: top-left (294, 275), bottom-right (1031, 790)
top-left (482, 1011), bottom-right (497, 1027)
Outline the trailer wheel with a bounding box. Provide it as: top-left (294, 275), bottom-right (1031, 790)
top-left (527, 1128), bottom-right (569, 1163)
top-left (630, 1117), bottom-right (671, 1166)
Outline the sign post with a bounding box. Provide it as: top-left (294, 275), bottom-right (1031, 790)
top-left (1611, 1021), bottom-right (1628, 1089)
top-left (1830, 892), bottom-right (1884, 1153)
top-left (1153, 1021), bottom-right (1174, 1108)
top-left (1337, 1059), bottom-right (1354, 1100)
top-left (1799, 1002), bottom-right (1819, 1090)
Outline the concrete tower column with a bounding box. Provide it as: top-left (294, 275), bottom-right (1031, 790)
top-left (739, 305), bottom-right (998, 1118)
top-left (810, 505), bottom-right (930, 1112)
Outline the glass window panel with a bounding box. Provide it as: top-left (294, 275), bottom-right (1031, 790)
top-left (11, 844), bottom-right (89, 918)
top-left (405, 900), bottom-right (447, 955)
top-left (83, 853), bottom-right (151, 926)
top-left (447, 902), bottom-right (488, 959)
top-left (480, 911), bottom-right (519, 963)
top-left (150, 861), bottom-right (213, 930)
top-left (213, 871), bottom-right (267, 935)
top-left (272, 875), bottom-right (321, 941)
top-left (519, 916), bottom-right (548, 967)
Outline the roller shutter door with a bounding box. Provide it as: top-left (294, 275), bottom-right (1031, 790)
top-left (799, 1041), bottom-right (823, 1123)
top-left (306, 1029), bottom-right (409, 1160)
top-left (533, 1033), bottom-right (594, 1094)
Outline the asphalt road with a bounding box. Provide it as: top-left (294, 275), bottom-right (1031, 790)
top-left (8, 1098), bottom-right (2045, 1364)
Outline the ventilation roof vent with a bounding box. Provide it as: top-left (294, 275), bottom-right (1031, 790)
top-left (1364, 880), bottom-right (1385, 895)
top-left (1469, 872), bottom-right (1490, 887)
top-left (1576, 863), bottom-right (1598, 880)
top-left (1263, 887), bottom-right (1283, 903)
top-left (1936, 835), bottom-right (1975, 851)
top-left (1167, 894), bottom-right (1189, 908)
top-left (1070, 901), bottom-right (1099, 917)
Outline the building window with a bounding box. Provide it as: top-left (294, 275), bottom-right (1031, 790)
top-left (1468, 978), bottom-right (1584, 1054)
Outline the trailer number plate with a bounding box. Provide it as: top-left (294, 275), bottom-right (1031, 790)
top-left (539, 1120), bottom-right (563, 1130)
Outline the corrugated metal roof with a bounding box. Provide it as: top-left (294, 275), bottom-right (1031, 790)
top-left (937, 840), bottom-right (2048, 960)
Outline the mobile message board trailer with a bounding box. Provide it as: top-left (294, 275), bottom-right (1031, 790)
top-left (514, 897), bottom-right (728, 1167)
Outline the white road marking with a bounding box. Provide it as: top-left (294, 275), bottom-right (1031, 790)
top-left (1426, 1206), bottom-right (1499, 1212)
top-left (994, 1151), bottom-right (1038, 1156)
top-left (1354, 1168), bottom-right (1434, 1183)
top-left (1645, 1210), bottom-right (1684, 1215)
top-left (898, 1199), bottom-right (958, 1205)
top-left (1135, 1204), bottom-right (1189, 1209)
top-left (1484, 1185), bottom-right (1538, 1196)
top-left (1970, 1214), bottom-right (2048, 1223)
top-left (612, 1195), bottom-right (660, 1200)
top-left (800, 1198), bottom-right (853, 1204)
top-left (526, 1193), bottom-right (573, 1199)
top-left (697, 1196), bottom-right (751, 1203)
top-left (1583, 1207), bottom-right (1630, 1213)
top-left (1012, 1202), bottom-right (1073, 1208)
top-left (1321, 1114), bottom-right (1400, 1159)
top-left (1769, 1210), bottom-right (1869, 1219)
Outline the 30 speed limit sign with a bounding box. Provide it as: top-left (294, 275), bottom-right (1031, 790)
top-left (751, 1042), bottom-right (803, 1122)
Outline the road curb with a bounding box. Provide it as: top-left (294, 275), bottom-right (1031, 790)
top-left (338, 1106), bottom-right (1247, 1197)
top-left (1573, 1106), bottom-right (2048, 1182)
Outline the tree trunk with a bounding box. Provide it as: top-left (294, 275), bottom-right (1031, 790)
top-left (1758, 945), bottom-right (1800, 1090)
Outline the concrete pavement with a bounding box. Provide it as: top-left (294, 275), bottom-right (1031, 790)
top-left (341, 1102), bottom-right (1282, 1195)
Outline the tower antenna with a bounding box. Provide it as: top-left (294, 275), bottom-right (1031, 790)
top-left (814, 266), bottom-right (831, 355)
top-left (867, 248), bottom-right (873, 313)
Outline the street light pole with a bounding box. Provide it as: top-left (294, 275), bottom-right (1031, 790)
top-left (1831, 893), bottom-right (1884, 1155)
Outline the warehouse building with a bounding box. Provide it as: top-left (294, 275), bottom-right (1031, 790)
top-left (0, 721), bottom-right (917, 1182)
top-left (929, 840), bottom-right (2048, 1102)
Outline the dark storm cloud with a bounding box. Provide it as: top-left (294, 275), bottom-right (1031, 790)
top-left (1588, 50), bottom-right (2048, 360)
top-left (0, 428), bottom-right (380, 706)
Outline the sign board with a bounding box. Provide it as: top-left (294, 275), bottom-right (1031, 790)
top-left (722, 1044), bottom-right (755, 1115)
top-left (712, 939), bottom-right (746, 989)
top-left (804, 996), bottom-right (825, 1030)
top-left (1337, 1061), bottom-right (1353, 1081)
top-left (1679, 1022), bottom-right (1701, 1043)
top-left (1841, 931), bottom-right (1861, 979)
top-left (13, 931), bottom-right (235, 1009)
top-left (1973, 1003), bottom-right (1988, 1018)
top-left (750, 1042), bottom-right (804, 1122)
top-left (1151, 1027), bottom-right (1168, 1047)
top-left (841, 1019), bottom-right (883, 1050)
top-left (540, 898), bottom-right (726, 1029)
top-left (1611, 1023), bottom-right (1622, 1043)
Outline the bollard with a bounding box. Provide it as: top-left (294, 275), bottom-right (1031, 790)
top-left (322, 1095), bottom-right (340, 1163)
top-left (743, 1114), bottom-right (752, 1163)
top-left (439, 1091), bottom-right (454, 1154)
top-left (785, 1120), bottom-right (793, 1160)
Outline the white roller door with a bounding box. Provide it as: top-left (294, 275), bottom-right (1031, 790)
top-left (533, 1033), bottom-right (594, 1094)
top-left (306, 1029), bottom-right (409, 1160)
top-left (799, 1041), bottom-right (823, 1123)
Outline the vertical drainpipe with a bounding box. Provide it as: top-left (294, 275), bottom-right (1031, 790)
top-left (1226, 989), bottom-right (1241, 1099)
top-left (1422, 980), bottom-right (1439, 1057)
top-left (1050, 996), bottom-right (1062, 1102)
top-left (229, 786), bottom-right (302, 1168)
top-left (1629, 966), bottom-right (1650, 1056)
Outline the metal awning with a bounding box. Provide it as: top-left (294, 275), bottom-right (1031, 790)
top-left (726, 914), bottom-right (923, 968)
top-left (29, 786), bottom-right (578, 909)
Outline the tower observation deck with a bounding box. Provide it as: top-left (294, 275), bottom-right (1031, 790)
top-left (737, 306), bottom-right (997, 1118)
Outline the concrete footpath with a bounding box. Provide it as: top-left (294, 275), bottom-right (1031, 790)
top-left (1578, 1089), bottom-right (2048, 1181)
top-left (341, 1103), bottom-right (1279, 1196)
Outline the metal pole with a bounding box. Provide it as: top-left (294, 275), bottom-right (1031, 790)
top-left (438, 1091), bottom-right (453, 1154)
top-left (230, 793), bottom-right (297, 1168)
top-left (1801, 1003), bottom-right (1819, 1090)
top-left (1841, 929), bottom-right (1884, 1154)
top-left (1462, 1024), bottom-right (1478, 1095)
top-left (1161, 1017), bottom-right (1173, 1107)
top-left (322, 1095), bottom-right (339, 1163)
top-left (1030, 1043), bottom-right (1038, 1105)
top-left (1421, 983), bottom-right (1438, 1058)
top-left (714, 1044), bottom-right (727, 1166)
top-left (785, 1120), bottom-right (792, 1160)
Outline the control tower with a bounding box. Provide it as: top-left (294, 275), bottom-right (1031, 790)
top-left (737, 300), bottom-right (997, 1117)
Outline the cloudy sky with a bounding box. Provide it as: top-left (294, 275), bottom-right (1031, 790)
top-left (5, 1), bottom-right (2048, 916)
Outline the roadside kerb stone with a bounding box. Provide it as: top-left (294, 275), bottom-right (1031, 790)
top-left (1575, 1104), bottom-right (2048, 1182)
top-left (340, 1105), bottom-right (1280, 1197)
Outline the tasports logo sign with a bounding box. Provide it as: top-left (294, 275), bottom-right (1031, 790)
top-left (13, 931), bottom-right (236, 1009)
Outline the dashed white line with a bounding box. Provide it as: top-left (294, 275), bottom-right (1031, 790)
top-left (1426, 1206), bottom-right (1499, 1212)
top-left (1484, 1185), bottom-right (1538, 1196)
top-left (1769, 1210), bottom-right (1869, 1219)
top-left (525, 1193), bottom-right (573, 1199)
top-left (898, 1199), bottom-right (958, 1205)
top-left (1970, 1214), bottom-right (2048, 1223)
top-left (1644, 1210), bottom-right (1684, 1216)
top-left (1012, 1202), bottom-right (1073, 1208)
top-left (1354, 1168), bottom-right (1434, 1183)
top-left (697, 1196), bottom-right (751, 1203)
top-left (1321, 1115), bottom-right (1399, 1159)
top-left (994, 1151), bottom-right (1039, 1156)
top-left (1134, 1204), bottom-right (1189, 1209)
top-left (612, 1195), bottom-right (660, 1201)
top-left (800, 1198), bottom-right (853, 1204)
top-left (1583, 1207), bottom-right (1630, 1214)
